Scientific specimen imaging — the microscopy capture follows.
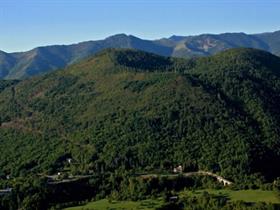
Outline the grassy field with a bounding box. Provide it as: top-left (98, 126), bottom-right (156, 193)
top-left (184, 189), bottom-right (280, 204)
top-left (64, 190), bottom-right (280, 210)
top-left (64, 198), bottom-right (163, 210)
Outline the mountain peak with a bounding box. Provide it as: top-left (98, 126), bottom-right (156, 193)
top-left (105, 33), bottom-right (130, 40)
top-left (78, 48), bottom-right (173, 74)
top-left (168, 35), bottom-right (188, 42)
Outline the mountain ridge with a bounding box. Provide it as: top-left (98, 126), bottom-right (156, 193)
top-left (1, 30), bottom-right (280, 79)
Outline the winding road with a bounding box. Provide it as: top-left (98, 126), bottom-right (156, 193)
top-left (139, 170), bottom-right (233, 186)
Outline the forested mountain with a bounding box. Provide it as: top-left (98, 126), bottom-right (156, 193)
top-left (0, 48), bottom-right (280, 183)
top-left (1, 30), bottom-right (280, 79)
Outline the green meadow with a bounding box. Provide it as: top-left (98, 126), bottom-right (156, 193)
top-left (185, 189), bottom-right (280, 204)
top-left (64, 189), bottom-right (280, 210)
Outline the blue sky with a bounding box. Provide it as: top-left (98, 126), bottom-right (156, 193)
top-left (1, 0), bottom-right (280, 52)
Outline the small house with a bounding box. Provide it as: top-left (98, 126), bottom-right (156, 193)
top-left (169, 196), bottom-right (179, 202)
top-left (0, 188), bottom-right (12, 196)
top-left (173, 165), bottom-right (183, 173)
top-left (67, 158), bottom-right (72, 164)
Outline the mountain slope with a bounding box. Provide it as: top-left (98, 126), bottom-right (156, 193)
top-left (1, 30), bottom-right (280, 79)
top-left (165, 33), bottom-right (268, 57)
top-left (0, 51), bottom-right (17, 78)
top-left (0, 48), bottom-right (280, 182)
top-left (3, 34), bottom-right (172, 79)
top-left (255, 30), bottom-right (280, 55)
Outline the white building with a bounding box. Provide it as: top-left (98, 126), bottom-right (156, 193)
top-left (173, 165), bottom-right (183, 173)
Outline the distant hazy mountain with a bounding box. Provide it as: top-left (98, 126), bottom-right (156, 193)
top-left (1, 30), bottom-right (280, 79)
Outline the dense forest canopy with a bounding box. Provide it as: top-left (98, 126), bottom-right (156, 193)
top-left (0, 48), bottom-right (280, 184)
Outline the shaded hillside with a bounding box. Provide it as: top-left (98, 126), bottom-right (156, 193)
top-left (254, 31), bottom-right (280, 57)
top-left (0, 48), bottom-right (280, 183)
top-left (0, 51), bottom-right (17, 78)
top-left (0, 30), bottom-right (280, 79)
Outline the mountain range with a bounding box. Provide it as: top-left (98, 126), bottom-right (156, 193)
top-left (1, 48), bottom-right (280, 182)
top-left (1, 30), bottom-right (280, 79)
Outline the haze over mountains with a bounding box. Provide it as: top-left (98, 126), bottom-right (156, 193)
top-left (1, 30), bottom-right (280, 79)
